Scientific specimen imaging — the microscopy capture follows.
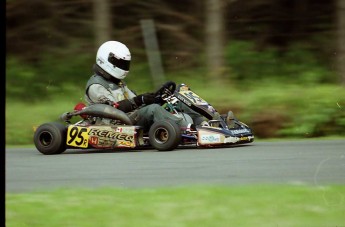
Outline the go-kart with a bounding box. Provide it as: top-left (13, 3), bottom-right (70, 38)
top-left (33, 82), bottom-right (254, 155)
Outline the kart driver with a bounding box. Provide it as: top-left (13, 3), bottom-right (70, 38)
top-left (84, 40), bottom-right (209, 131)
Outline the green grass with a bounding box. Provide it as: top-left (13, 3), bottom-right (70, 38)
top-left (6, 185), bottom-right (345, 227)
top-left (6, 94), bottom-right (84, 145)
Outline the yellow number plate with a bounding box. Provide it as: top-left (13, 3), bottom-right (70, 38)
top-left (67, 126), bottom-right (90, 148)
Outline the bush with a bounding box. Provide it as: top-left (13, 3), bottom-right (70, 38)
top-left (6, 57), bottom-right (44, 101)
top-left (6, 53), bottom-right (156, 101)
top-left (6, 54), bottom-right (93, 101)
top-left (277, 86), bottom-right (345, 137)
top-left (224, 40), bottom-right (337, 84)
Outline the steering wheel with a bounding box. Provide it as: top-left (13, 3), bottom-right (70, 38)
top-left (154, 81), bottom-right (176, 104)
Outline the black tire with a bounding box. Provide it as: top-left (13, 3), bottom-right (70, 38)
top-left (148, 120), bottom-right (181, 151)
top-left (33, 122), bottom-right (67, 155)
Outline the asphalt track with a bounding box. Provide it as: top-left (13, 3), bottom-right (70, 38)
top-left (5, 139), bottom-right (345, 193)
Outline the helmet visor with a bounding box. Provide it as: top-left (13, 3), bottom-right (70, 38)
top-left (108, 53), bottom-right (130, 71)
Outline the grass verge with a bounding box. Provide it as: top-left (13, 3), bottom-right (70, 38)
top-left (6, 185), bottom-right (345, 227)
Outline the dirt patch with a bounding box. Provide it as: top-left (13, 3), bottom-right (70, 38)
top-left (250, 111), bottom-right (290, 138)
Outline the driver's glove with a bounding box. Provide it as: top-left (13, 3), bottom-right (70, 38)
top-left (133, 92), bottom-right (156, 106)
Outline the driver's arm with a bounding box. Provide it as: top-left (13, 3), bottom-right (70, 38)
top-left (117, 93), bottom-right (156, 112)
top-left (87, 84), bottom-right (156, 113)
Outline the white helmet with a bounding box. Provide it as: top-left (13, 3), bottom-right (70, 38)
top-left (96, 41), bottom-right (131, 80)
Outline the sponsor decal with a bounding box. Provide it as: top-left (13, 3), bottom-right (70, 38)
top-left (115, 127), bottom-right (135, 134)
top-left (200, 134), bottom-right (221, 143)
top-left (117, 141), bottom-right (133, 147)
top-left (89, 128), bottom-right (134, 141)
top-left (96, 57), bottom-right (104, 65)
top-left (207, 105), bottom-right (216, 114)
top-left (89, 136), bottom-right (99, 145)
top-left (179, 91), bottom-right (208, 105)
top-left (224, 136), bottom-right (239, 143)
top-left (232, 129), bottom-right (250, 134)
top-left (87, 128), bottom-right (135, 148)
top-left (198, 129), bottom-right (225, 145)
top-left (177, 94), bottom-right (192, 106)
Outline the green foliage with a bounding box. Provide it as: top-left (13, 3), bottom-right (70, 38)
top-left (6, 52), bottom-right (94, 101)
top-left (6, 57), bottom-right (46, 101)
top-left (37, 51), bottom-right (94, 84)
top-left (222, 83), bottom-right (345, 139)
top-left (277, 86), bottom-right (345, 137)
top-left (225, 41), bottom-right (337, 84)
top-left (121, 61), bottom-right (154, 94)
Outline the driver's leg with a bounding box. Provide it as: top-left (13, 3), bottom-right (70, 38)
top-left (177, 102), bottom-right (208, 126)
top-left (129, 104), bottom-right (188, 131)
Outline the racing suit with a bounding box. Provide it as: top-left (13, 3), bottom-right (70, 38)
top-left (84, 66), bottom-right (204, 131)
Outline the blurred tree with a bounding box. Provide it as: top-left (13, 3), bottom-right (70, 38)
top-left (98, 1), bottom-right (204, 69)
top-left (94, 0), bottom-right (111, 47)
top-left (337, 0), bottom-right (345, 85)
top-left (205, 0), bottom-right (226, 85)
top-left (6, 0), bottom-right (339, 84)
top-left (6, 0), bottom-right (94, 63)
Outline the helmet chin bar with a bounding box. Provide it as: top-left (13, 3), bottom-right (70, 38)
top-left (112, 67), bottom-right (128, 80)
top-left (103, 66), bottom-right (128, 80)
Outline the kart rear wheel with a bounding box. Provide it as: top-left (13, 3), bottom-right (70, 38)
top-left (149, 120), bottom-right (181, 151)
top-left (33, 122), bottom-right (67, 155)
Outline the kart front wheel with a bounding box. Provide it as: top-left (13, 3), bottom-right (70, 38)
top-left (149, 120), bottom-right (181, 151)
top-left (33, 122), bottom-right (67, 155)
